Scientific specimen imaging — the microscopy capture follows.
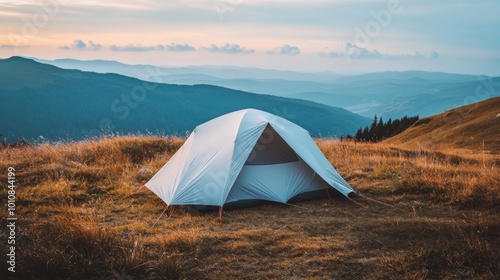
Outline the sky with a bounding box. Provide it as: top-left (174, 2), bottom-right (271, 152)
top-left (1, 0), bottom-right (499, 75)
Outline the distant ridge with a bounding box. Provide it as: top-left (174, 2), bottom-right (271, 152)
top-left (336, 70), bottom-right (480, 82)
top-left (36, 57), bottom-right (498, 119)
top-left (0, 57), bottom-right (369, 142)
top-left (383, 97), bottom-right (500, 153)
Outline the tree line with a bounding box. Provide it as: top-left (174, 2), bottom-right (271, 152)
top-left (343, 114), bottom-right (419, 142)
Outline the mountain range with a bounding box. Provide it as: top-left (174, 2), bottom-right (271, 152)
top-left (0, 57), bottom-right (369, 142)
top-left (37, 58), bottom-right (499, 119)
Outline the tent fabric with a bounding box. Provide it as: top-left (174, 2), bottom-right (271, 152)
top-left (226, 157), bottom-right (327, 204)
top-left (145, 108), bottom-right (355, 207)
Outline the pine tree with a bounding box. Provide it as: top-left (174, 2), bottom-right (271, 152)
top-left (370, 115), bottom-right (378, 131)
top-left (355, 128), bottom-right (363, 141)
top-left (385, 118), bottom-right (393, 138)
top-left (345, 114), bottom-right (419, 142)
top-left (362, 126), bottom-right (369, 142)
top-left (375, 116), bottom-right (384, 141)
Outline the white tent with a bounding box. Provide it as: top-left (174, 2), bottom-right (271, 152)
top-left (145, 109), bottom-right (355, 208)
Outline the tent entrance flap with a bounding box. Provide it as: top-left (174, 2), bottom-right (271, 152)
top-left (245, 124), bottom-right (298, 165)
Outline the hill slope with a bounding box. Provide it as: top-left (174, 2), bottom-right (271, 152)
top-left (0, 57), bottom-right (369, 142)
top-left (383, 97), bottom-right (500, 153)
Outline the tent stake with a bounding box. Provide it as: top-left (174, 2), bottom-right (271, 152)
top-left (326, 189), bottom-right (331, 200)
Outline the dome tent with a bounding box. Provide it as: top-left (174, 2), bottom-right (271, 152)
top-left (145, 109), bottom-right (355, 211)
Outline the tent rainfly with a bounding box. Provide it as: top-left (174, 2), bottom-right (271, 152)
top-left (145, 109), bottom-right (356, 209)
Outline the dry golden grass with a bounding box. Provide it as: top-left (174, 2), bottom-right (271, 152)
top-left (0, 136), bottom-right (498, 279)
top-left (317, 140), bottom-right (500, 208)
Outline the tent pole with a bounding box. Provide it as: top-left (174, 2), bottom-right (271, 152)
top-left (218, 206), bottom-right (223, 219)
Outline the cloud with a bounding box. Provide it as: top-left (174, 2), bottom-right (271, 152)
top-left (109, 44), bottom-right (166, 52)
top-left (319, 42), bottom-right (382, 59)
top-left (0, 44), bottom-right (29, 49)
top-left (60, 39), bottom-right (102, 51)
top-left (203, 43), bottom-right (254, 54)
top-left (430, 51), bottom-right (439, 59)
top-left (392, 50), bottom-right (440, 59)
top-left (320, 42), bottom-right (439, 60)
top-left (59, 42), bottom-right (195, 52)
top-left (267, 44), bottom-right (301, 55)
top-left (166, 43), bottom-right (195, 51)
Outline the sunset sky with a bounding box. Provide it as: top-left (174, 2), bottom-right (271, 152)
top-left (1, 0), bottom-right (499, 74)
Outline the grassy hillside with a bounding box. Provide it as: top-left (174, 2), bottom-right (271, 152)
top-left (384, 97), bottom-right (500, 153)
top-left (0, 57), bottom-right (369, 142)
top-left (0, 137), bottom-right (498, 279)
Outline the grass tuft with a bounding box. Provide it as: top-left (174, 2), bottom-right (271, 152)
top-left (18, 208), bottom-right (182, 280)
